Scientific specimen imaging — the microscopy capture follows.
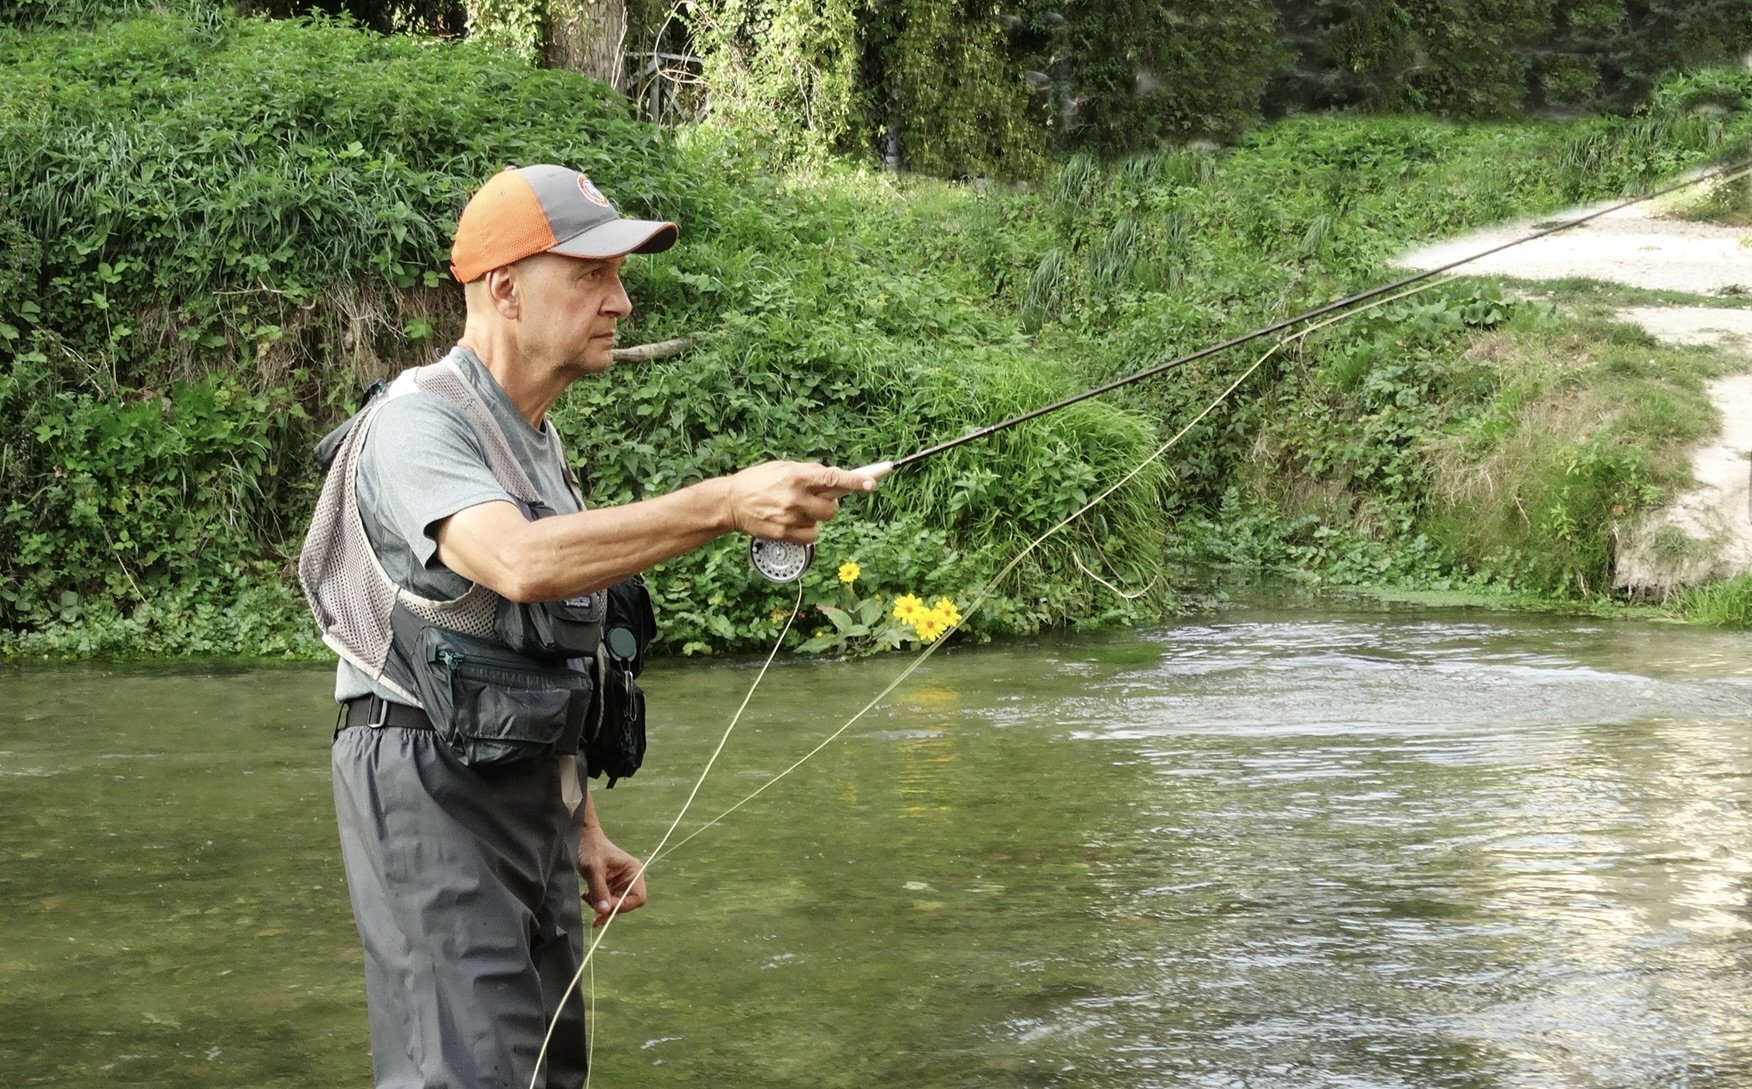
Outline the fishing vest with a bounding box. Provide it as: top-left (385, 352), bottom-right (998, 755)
top-left (297, 357), bottom-right (605, 706)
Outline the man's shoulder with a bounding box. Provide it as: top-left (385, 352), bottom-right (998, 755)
top-left (355, 385), bottom-right (493, 491)
top-left (368, 382), bottom-right (482, 444)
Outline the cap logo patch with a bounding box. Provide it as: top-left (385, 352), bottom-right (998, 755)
top-left (577, 174), bottom-right (613, 208)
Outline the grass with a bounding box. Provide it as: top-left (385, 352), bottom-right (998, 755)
top-left (1672, 574), bottom-right (1752, 627)
top-left (1419, 312), bottom-right (1725, 591)
top-left (1491, 276), bottom-right (1752, 311)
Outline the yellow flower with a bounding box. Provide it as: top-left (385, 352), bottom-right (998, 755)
top-left (837, 561), bottom-right (861, 584)
top-left (892, 593), bottom-right (925, 623)
top-left (931, 597), bottom-right (961, 627)
top-left (914, 616), bottom-right (945, 643)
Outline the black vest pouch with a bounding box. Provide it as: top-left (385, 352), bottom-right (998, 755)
top-left (495, 592), bottom-right (603, 661)
top-left (584, 575), bottom-right (656, 787)
top-left (391, 603), bottom-right (593, 775)
top-left (493, 498), bottom-right (605, 661)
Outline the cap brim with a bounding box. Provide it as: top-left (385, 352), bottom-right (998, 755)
top-left (550, 218), bottom-right (679, 259)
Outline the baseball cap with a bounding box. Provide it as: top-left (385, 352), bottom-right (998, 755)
top-left (449, 164), bottom-right (679, 283)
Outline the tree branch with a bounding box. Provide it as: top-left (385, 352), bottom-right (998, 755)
top-left (610, 337), bottom-right (693, 363)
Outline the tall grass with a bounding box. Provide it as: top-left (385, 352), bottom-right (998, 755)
top-left (1673, 576), bottom-right (1752, 628)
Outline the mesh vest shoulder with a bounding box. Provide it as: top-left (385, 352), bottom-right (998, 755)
top-left (297, 358), bottom-right (591, 705)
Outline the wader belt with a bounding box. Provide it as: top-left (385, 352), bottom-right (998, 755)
top-left (340, 694), bottom-right (434, 731)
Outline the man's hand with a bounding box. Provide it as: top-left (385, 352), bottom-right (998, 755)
top-left (578, 820), bottom-right (647, 928)
top-left (723, 460), bottom-right (882, 543)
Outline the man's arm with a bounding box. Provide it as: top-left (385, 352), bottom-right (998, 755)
top-left (435, 460), bottom-right (878, 602)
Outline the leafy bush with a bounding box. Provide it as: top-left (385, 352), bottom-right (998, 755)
top-left (559, 151), bottom-right (1172, 653)
top-left (0, 8), bottom-right (1170, 658)
top-left (0, 10), bottom-right (687, 649)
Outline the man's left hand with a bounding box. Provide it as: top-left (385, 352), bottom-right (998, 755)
top-left (578, 823), bottom-right (648, 928)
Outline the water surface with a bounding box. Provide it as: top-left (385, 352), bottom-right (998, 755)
top-left (3, 599), bottom-right (1750, 1087)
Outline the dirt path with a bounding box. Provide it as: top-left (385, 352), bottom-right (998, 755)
top-left (1395, 198), bottom-right (1752, 595)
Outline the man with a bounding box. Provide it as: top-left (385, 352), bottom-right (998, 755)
top-left (301, 164), bottom-right (877, 1088)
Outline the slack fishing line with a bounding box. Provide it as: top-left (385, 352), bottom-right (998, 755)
top-left (747, 154), bottom-right (1752, 583)
top-left (530, 582), bottom-right (807, 1089)
top-left (544, 273), bottom-right (1455, 1089)
top-left (666, 271), bottom-right (1458, 867)
top-left (541, 156), bottom-right (1752, 1084)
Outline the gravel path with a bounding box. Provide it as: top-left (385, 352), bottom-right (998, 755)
top-left (1399, 199), bottom-right (1752, 295)
top-left (1396, 200), bottom-right (1752, 594)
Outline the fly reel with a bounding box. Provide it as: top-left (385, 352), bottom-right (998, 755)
top-left (748, 537), bottom-right (815, 584)
top-left (745, 461), bottom-right (891, 583)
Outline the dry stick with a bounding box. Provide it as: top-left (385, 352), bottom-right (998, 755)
top-left (609, 336), bottom-right (692, 363)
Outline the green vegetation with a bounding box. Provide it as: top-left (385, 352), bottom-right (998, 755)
top-left (0, 9), bottom-right (1166, 658)
top-left (0, 9), bottom-right (691, 655)
top-left (3, 4), bottom-right (1752, 659)
top-left (634, 0), bottom-right (1752, 174)
top-left (1673, 575), bottom-right (1752, 628)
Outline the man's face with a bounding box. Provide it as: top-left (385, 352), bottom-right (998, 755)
top-left (513, 252), bottom-right (632, 376)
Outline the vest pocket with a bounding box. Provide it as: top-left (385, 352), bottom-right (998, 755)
top-left (584, 644), bottom-right (646, 787)
top-left (408, 620), bottom-right (594, 774)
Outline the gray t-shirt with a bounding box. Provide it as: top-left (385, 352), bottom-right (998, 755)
top-left (335, 345), bottom-right (581, 701)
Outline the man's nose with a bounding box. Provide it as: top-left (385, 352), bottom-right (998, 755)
top-left (603, 273), bottom-right (632, 317)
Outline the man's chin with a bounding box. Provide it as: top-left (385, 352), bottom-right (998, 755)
top-left (574, 347), bottom-right (617, 374)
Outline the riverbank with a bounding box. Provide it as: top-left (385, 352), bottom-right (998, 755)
top-left (5, 7), bottom-right (1752, 658)
top-left (1396, 178), bottom-right (1752, 599)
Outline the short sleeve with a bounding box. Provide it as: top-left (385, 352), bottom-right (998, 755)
top-left (355, 392), bottom-right (513, 578)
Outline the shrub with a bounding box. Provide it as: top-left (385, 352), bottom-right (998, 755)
top-left (0, 10), bottom-right (687, 645)
top-left (0, 8), bottom-right (1171, 657)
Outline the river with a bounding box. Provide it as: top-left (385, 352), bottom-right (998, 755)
top-left (3, 597), bottom-right (1750, 1088)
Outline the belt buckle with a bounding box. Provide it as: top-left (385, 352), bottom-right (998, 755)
top-left (367, 695), bottom-right (391, 729)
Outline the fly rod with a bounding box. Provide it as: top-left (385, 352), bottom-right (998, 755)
top-left (748, 156), bottom-right (1752, 583)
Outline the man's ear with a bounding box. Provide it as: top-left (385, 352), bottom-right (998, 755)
top-left (483, 266), bottom-right (519, 318)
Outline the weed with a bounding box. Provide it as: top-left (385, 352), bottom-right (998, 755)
top-left (1672, 575), bottom-right (1752, 628)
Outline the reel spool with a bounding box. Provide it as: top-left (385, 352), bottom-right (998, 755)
top-left (748, 538), bottom-right (815, 584)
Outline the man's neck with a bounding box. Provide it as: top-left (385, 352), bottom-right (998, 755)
top-left (456, 334), bottom-right (563, 429)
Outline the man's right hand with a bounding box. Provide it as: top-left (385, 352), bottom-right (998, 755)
top-left (722, 460), bottom-right (883, 543)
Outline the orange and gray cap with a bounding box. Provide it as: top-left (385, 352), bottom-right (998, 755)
top-left (448, 164), bottom-right (678, 284)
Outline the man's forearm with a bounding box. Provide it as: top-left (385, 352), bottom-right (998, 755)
top-left (437, 460), bottom-right (876, 604)
top-left (439, 477), bottom-right (732, 602)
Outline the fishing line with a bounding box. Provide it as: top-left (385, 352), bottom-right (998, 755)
top-left (561, 282), bottom-right (1413, 1089)
top-left (583, 957), bottom-right (596, 1089)
top-left (529, 581), bottom-right (808, 1089)
top-left (540, 154), bottom-right (1752, 1080)
top-left (660, 273), bottom-right (1456, 865)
